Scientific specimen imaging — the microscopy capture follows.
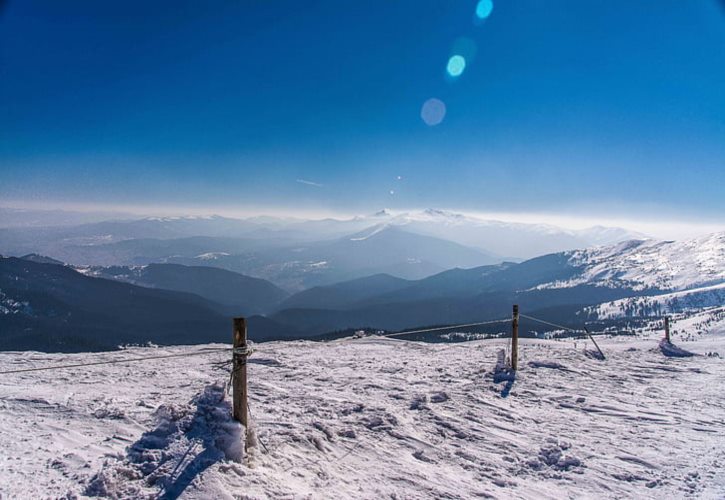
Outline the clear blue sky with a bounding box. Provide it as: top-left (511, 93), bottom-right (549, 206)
top-left (1, 0), bottom-right (724, 222)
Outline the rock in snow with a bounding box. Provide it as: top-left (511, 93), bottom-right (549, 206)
top-left (1, 319), bottom-right (724, 499)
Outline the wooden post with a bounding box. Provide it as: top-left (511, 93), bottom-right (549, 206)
top-left (583, 326), bottom-right (606, 360)
top-left (511, 304), bottom-right (519, 371)
top-left (232, 317), bottom-right (248, 429)
top-left (664, 316), bottom-right (671, 343)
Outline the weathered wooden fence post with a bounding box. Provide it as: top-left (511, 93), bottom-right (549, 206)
top-left (512, 304), bottom-right (519, 371)
top-left (664, 316), bottom-right (671, 343)
top-left (232, 317), bottom-right (249, 430)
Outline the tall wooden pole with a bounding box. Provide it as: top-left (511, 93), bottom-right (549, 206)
top-left (664, 316), bottom-right (671, 343)
top-left (232, 317), bottom-right (248, 428)
top-left (512, 304), bottom-right (519, 371)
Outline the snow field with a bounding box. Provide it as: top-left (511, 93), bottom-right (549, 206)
top-left (0, 324), bottom-right (724, 499)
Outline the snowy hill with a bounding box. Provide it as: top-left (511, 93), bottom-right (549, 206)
top-left (1, 318), bottom-right (724, 499)
top-left (536, 232), bottom-right (725, 292)
top-left (582, 283), bottom-right (725, 320)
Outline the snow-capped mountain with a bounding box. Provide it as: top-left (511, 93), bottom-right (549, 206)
top-left (269, 232), bottom-right (725, 333)
top-left (537, 232), bottom-right (725, 292)
top-left (342, 209), bottom-right (646, 259)
top-left (1, 207), bottom-right (646, 264)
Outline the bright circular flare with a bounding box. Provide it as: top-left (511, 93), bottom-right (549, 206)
top-left (446, 55), bottom-right (466, 77)
top-left (476, 0), bottom-right (493, 19)
top-left (420, 98), bottom-right (446, 126)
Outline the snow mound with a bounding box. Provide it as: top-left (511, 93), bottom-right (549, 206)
top-left (85, 383), bottom-right (242, 499)
top-left (659, 339), bottom-right (695, 358)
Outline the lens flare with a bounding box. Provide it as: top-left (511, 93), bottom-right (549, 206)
top-left (421, 98), bottom-right (446, 126)
top-left (476, 0), bottom-right (493, 19)
top-left (446, 55), bottom-right (466, 77)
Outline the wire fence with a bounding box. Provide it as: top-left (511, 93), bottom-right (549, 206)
top-left (520, 313), bottom-right (606, 359)
top-left (0, 312), bottom-right (615, 375)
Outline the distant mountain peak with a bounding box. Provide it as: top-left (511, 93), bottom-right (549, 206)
top-left (20, 253), bottom-right (65, 265)
top-left (143, 215), bottom-right (223, 222)
top-left (422, 208), bottom-right (463, 218)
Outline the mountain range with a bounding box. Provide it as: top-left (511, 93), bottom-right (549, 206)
top-left (0, 209), bottom-right (645, 290)
top-left (2, 229), bottom-right (722, 351)
top-left (84, 263), bottom-right (289, 315)
top-left (267, 232), bottom-right (725, 333)
top-left (0, 256), bottom-right (311, 351)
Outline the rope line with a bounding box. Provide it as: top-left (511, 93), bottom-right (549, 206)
top-left (375, 318), bottom-right (510, 339)
top-left (521, 313), bottom-right (606, 360)
top-left (519, 313), bottom-right (579, 332)
top-left (1, 313), bottom-right (606, 375)
top-left (0, 347), bottom-right (231, 375)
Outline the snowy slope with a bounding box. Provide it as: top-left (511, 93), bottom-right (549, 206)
top-left (1, 323), bottom-right (724, 499)
top-left (537, 232), bottom-right (725, 292)
top-left (583, 283), bottom-right (725, 320)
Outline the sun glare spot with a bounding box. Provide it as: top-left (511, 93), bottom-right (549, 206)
top-left (446, 55), bottom-right (466, 78)
top-left (420, 98), bottom-right (446, 126)
top-left (475, 0), bottom-right (493, 20)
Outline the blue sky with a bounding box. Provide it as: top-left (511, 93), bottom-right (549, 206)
top-left (1, 0), bottom-right (724, 228)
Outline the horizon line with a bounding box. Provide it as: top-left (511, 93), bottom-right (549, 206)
top-left (1, 199), bottom-right (723, 240)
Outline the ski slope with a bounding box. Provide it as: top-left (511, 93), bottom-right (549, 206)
top-left (1, 321), bottom-right (724, 499)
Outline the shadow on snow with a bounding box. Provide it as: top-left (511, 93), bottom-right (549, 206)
top-left (86, 383), bottom-right (243, 499)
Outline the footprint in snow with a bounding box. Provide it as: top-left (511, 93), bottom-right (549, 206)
top-left (528, 441), bottom-right (582, 472)
top-left (430, 392), bottom-right (449, 403)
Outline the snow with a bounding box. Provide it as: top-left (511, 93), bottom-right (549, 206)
top-left (584, 283), bottom-right (725, 320)
top-left (145, 216), bottom-right (218, 222)
top-left (195, 252), bottom-right (231, 260)
top-left (0, 290), bottom-right (30, 315)
top-left (539, 232), bottom-right (725, 292)
top-left (2, 324), bottom-right (725, 499)
top-left (659, 339), bottom-right (695, 358)
top-left (349, 224), bottom-right (390, 241)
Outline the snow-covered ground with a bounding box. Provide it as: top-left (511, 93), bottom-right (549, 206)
top-left (1, 319), bottom-right (724, 499)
